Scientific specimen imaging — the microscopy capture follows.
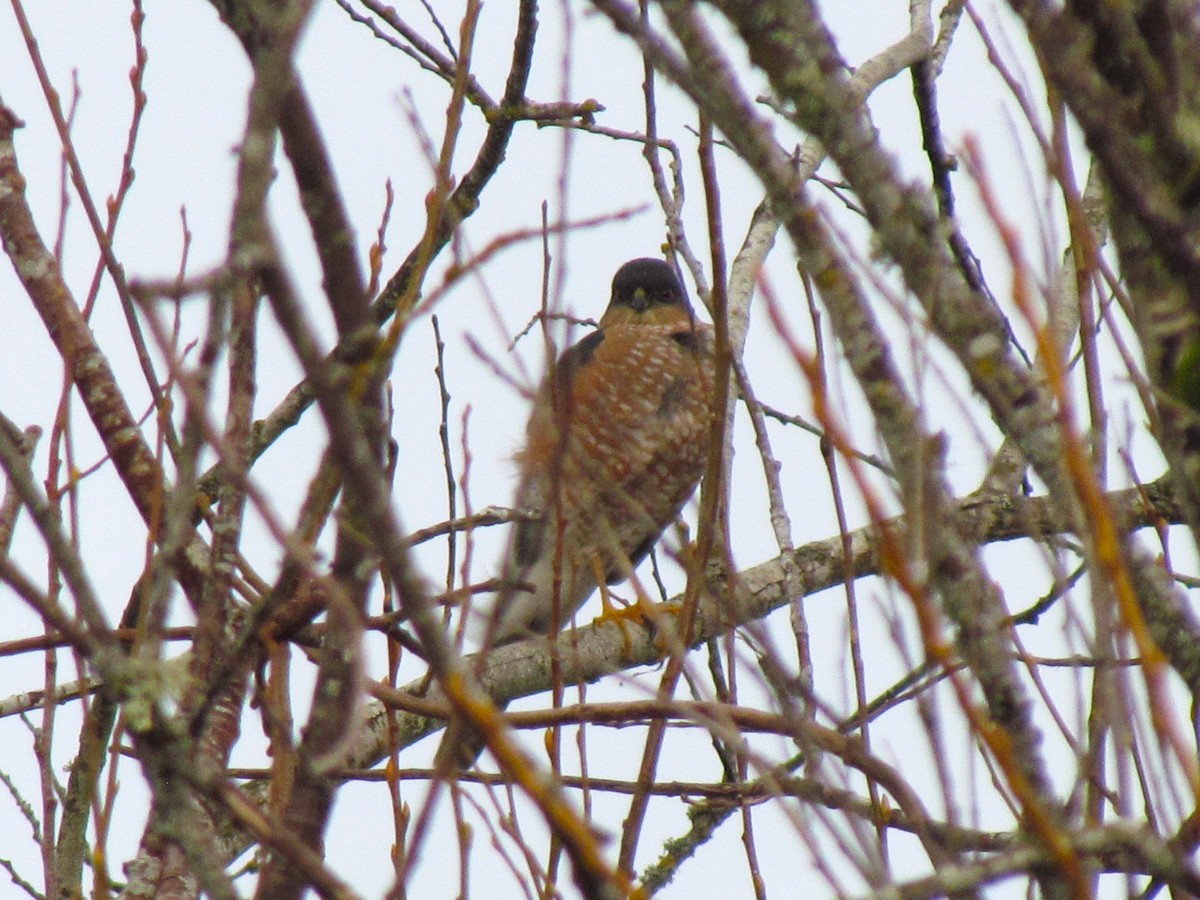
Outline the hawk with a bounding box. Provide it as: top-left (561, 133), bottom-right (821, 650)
top-left (483, 256), bottom-right (715, 645)
top-left (439, 257), bottom-right (714, 768)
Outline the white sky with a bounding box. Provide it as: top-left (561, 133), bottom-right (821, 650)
top-left (0, 1), bottom-right (1170, 897)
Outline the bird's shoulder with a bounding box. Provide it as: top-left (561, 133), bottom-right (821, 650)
top-left (543, 315), bottom-right (710, 410)
top-left (565, 308), bottom-right (711, 364)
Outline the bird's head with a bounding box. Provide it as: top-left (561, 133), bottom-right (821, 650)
top-left (601, 258), bottom-right (693, 327)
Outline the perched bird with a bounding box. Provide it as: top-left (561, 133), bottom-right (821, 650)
top-left (482, 256), bottom-right (715, 646)
top-left (438, 257), bottom-right (715, 767)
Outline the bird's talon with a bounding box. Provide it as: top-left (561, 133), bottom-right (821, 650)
top-left (646, 602), bottom-right (681, 653)
top-left (593, 595), bottom-right (681, 655)
top-left (593, 582), bottom-right (642, 653)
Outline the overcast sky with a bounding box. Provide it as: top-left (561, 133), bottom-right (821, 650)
top-left (0, 2), bottom-right (1136, 896)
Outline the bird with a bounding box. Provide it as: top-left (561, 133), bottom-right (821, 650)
top-left (438, 257), bottom-right (715, 768)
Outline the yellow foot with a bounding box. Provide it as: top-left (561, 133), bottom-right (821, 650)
top-left (592, 586), bottom-right (679, 655)
top-left (592, 583), bottom-right (641, 654)
top-left (643, 601), bottom-right (682, 654)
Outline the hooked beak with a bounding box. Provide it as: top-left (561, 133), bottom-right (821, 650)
top-left (628, 286), bottom-right (650, 312)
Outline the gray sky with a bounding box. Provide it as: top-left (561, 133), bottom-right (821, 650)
top-left (0, 2), bottom-right (1144, 897)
